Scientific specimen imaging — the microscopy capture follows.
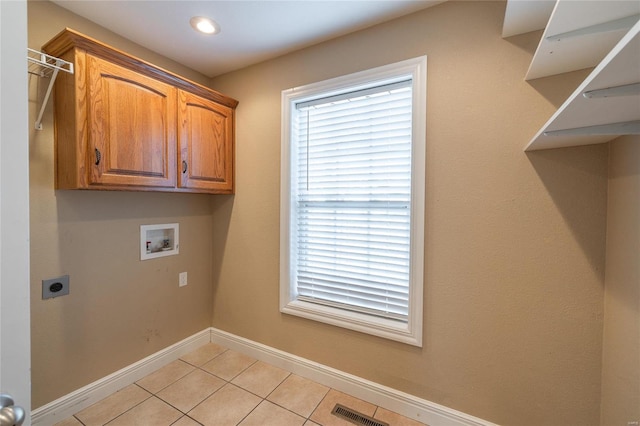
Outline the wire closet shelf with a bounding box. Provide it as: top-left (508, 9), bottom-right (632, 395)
top-left (27, 48), bottom-right (74, 130)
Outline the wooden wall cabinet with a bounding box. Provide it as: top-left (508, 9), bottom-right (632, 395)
top-left (88, 54), bottom-right (177, 189)
top-left (43, 28), bottom-right (238, 194)
top-left (178, 90), bottom-right (234, 193)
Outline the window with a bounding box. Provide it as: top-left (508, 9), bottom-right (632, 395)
top-left (280, 57), bottom-right (426, 346)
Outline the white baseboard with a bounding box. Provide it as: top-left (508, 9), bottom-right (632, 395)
top-left (208, 327), bottom-right (495, 426)
top-left (32, 327), bottom-right (494, 426)
top-left (31, 329), bottom-right (211, 426)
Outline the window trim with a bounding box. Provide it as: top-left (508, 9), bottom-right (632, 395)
top-left (280, 56), bottom-right (426, 347)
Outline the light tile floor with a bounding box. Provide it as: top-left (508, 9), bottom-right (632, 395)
top-left (54, 343), bottom-right (426, 426)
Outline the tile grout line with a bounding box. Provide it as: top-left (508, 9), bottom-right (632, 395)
top-left (307, 387), bottom-right (332, 425)
top-left (172, 350), bottom-right (259, 421)
top-left (102, 387), bottom-right (155, 426)
top-left (135, 348), bottom-right (232, 421)
top-left (158, 358), bottom-right (314, 425)
top-left (260, 372), bottom-right (315, 423)
top-left (184, 350), bottom-right (276, 423)
top-left (166, 355), bottom-right (324, 425)
top-left (148, 349), bottom-right (267, 425)
top-left (169, 414), bottom-right (203, 426)
top-left (71, 415), bottom-right (85, 426)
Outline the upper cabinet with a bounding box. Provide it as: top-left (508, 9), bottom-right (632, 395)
top-left (502, 0), bottom-right (640, 151)
top-left (178, 90), bottom-right (234, 193)
top-left (87, 54), bottom-right (177, 189)
top-left (43, 28), bottom-right (238, 194)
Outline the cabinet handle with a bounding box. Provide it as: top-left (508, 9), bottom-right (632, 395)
top-left (95, 148), bottom-right (101, 166)
top-left (182, 160), bottom-right (187, 173)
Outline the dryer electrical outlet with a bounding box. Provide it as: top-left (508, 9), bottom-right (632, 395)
top-left (42, 275), bottom-right (70, 299)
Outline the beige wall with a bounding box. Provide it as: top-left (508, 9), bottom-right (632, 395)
top-left (28, 0), bottom-right (215, 408)
top-left (601, 135), bottom-right (640, 425)
top-left (209, 2), bottom-right (608, 425)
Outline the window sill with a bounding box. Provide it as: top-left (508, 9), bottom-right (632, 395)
top-left (281, 299), bottom-right (422, 347)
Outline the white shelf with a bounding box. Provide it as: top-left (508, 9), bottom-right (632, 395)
top-left (503, 0), bottom-right (640, 151)
top-left (525, 1), bottom-right (639, 80)
top-left (27, 48), bottom-right (74, 130)
top-left (525, 20), bottom-right (640, 151)
top-left (27, 48), bottom-right (73, 77)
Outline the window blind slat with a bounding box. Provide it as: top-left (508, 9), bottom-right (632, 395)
top-left (297, 275), bottom-right (409, 297)
top-left (297, 287), bottom-right (408, 308)
top-left (296, 79), bottom-right (411, 109)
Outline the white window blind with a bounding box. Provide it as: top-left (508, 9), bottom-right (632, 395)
top-left (292, 79), bottom-right (413, 322)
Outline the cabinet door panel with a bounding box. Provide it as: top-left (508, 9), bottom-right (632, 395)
top-left (88, 55), bottom-right (176, 188)
top-left (179, 90), bottom-right (234, 193)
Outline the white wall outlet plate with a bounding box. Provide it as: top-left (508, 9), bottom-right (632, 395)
top-left (179, 272), bottom-right (188, 287)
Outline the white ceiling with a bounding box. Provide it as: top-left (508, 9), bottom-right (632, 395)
top-left (51, 0), bottom-right (443, 78)
top-left (501, 0), bottom-right (554, 38)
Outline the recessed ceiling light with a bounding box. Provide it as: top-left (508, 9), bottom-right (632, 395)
top-left (190, 16), bottom-right (220, 35)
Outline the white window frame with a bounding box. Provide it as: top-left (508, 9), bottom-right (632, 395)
top-left (280, 56), bottom-right (426, 347)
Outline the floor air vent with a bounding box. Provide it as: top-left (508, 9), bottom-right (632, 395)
top-left (331, 404), bottom-right (389, 426)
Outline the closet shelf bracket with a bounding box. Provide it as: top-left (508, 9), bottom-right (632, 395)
top-left (27, 48), bottom-right (74, 130)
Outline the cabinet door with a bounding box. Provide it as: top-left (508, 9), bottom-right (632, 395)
top-left (87, 55), bottom-right (176, 188)
top-left (178, 90), bottom-right (234, 193)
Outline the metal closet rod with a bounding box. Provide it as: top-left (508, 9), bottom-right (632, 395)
top-left (27, 48), bottom-right (74, 130)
